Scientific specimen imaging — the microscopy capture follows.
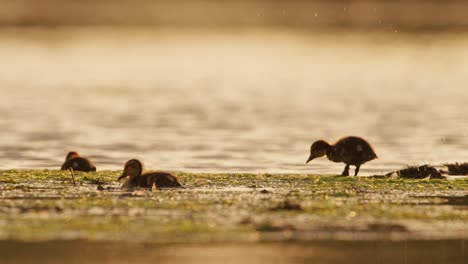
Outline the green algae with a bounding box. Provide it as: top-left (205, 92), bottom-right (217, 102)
top-left (0, 170), bottom-right (467, 242)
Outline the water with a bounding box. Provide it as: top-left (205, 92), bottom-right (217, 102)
top-left (0, 240), bottom-right (466, 264)
top-left (0, 28), bottom-right (467, 174)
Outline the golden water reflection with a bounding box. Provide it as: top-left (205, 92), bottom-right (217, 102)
top-left (0, 28), bottom-right (467, 173)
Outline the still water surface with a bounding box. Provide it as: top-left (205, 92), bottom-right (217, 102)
top-left (0, 240), bottom-right (466, 264)
top-left (0, 28), bottom-right (466, 174)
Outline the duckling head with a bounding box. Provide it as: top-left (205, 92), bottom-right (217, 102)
top-left (306, 140), bottom-right (330, 163)
top-left (118, 159), bottom-right (144, 181)
top-left (65, 151), bottom-right (80, 161)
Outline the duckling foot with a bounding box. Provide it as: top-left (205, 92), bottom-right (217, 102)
top-left (341, 165), bottom-right (350, 176)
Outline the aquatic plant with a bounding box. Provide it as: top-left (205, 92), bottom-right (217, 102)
top-left (444, 162), bottom-right (468, 175)
top-left (386, 165), bottom-right (443, 179)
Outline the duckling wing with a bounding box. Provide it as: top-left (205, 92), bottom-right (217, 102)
top-left (145, 172), bottom-right (182, 188)
top-left (335, 137), bottom-right (377, 164)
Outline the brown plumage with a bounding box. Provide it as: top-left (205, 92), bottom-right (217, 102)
top-left (117, 159), bottom-right (182, 190)
top-left (61, 151), bottom-right (96, 172)
top-left (306, 136), bottom-right (377, 176)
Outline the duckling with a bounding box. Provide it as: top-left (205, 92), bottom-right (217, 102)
top-left (117, 159), bottom-right (182, 190)
top-left (306, 136), bottom-right (377, 176)
top-left (61, 151), bottom-right (96, 172)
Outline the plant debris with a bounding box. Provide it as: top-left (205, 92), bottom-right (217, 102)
top-left (444, 162), bottom-right (468, 175)
top-left (271, 200), bottom-right (302, 211)
top-left (386, 165), bottom-right (443, 179)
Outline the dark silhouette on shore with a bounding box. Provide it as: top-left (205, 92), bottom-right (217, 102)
top-left (61, 151), bottom-right (96, 172)
top-left (118, 159), bottom-right (182, 190)
top-left (386, 164), bottom-right (443, 179)
top-left (306, 136), bottom-right (377, 176)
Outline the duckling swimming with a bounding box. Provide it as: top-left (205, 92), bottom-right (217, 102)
top-left (61, 151), bottom-right (96, 172)
top-left (306, 136), bottom-right (377, 176)
top-left (118, 159), bottom-right (182, 190)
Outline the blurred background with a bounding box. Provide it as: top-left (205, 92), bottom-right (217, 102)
top-left (2, 0), bottom-right (468, 29)
top-left (0, 0), bottom-right (467, 173)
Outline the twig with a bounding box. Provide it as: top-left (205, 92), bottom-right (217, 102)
top-left (70, 168), bottom-right (76, 186)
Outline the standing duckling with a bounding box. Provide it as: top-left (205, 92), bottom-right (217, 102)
top-left (118, 159), bottom-right (182, 190)
top-left (61, 151), bottom-right (97, 172)
top-left (306, 136), bottom-right (377, 176)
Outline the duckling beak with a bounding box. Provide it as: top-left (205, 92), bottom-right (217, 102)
top-left (306, 155), bottom-right (314, 164)
top-left (117, 173), bottom-right (127, 181)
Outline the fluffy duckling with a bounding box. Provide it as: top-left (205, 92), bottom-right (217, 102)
top-left (118, 159), bottom-right (182, 190)
top-left (61, 151), bottom-right (96, 172)
top-left (306, 136), bottom-right (377, 176)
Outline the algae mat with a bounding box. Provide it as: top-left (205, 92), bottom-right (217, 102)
top-left (0, 170), bottom-right (466, 263)
top-left (0, 170), bottom-right (466, 242)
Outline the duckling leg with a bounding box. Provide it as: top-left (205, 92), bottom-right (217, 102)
top-left (354, 165), bottom-right (361, 176)
top-left (341, 164), bottom-right (350, 176)
top-left (148, 181), bottom-right (155, 191)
